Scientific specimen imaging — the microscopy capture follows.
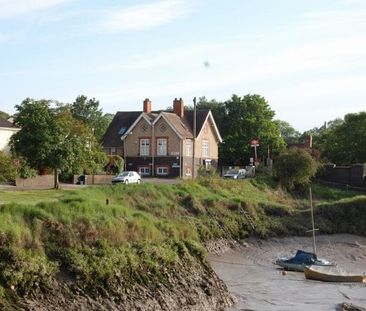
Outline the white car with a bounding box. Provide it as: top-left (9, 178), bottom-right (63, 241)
top-left (112, 171), bottom-right (141, 185)
top-left (223, 169), bottom-right (246, 179)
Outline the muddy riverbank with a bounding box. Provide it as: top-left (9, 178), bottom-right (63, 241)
top-left (210, 234), bottom-right (366, 311)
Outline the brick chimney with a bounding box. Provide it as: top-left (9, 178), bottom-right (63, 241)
top-left (143, 98), bottom-right (152, 113)
top-left (173, 97), bottom-right (184, 118)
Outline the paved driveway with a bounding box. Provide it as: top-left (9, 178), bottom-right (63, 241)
top-left (141, 178), bottom-right (181, 185)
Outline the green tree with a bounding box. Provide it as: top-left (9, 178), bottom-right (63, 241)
top-left (0, 110), bottom-right (10, 120)
top-left (71, 95), bottom-right (112, 141)
top-left (274, 120), bottom-right (301, 144)
top-left (220, 94), bottom-right (286, 165)
top-left (320, 112), bottom-right (366, 164)
top-left (273, 148), bottom-right (318, 190)
top-left (10, 98), bottom-right (107, 188)
top-left (0, 151), bottom-right (16, 182)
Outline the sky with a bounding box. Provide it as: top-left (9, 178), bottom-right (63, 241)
top-left (0, 0), bottom-right (366, 132)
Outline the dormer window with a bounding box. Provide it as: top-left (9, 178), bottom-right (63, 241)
top-left (118, 127), bottom-right (127, 135)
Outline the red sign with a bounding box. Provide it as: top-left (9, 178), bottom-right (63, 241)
top-left (250, 139), bottom-right (260, 146)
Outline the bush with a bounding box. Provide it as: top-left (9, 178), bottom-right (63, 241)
top-left (105, 155), bottom-right (124, 174)
top-left (17, 160), bottom-right (37, 179)
top-left (0, 152), bottom-right (16, 182)
top-left (273, 148), bottom-right (318, 190)
top-left (197, 165), bottom-right (218, 178)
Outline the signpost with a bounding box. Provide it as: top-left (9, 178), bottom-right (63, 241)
top-left (250, 139), bottom-right (260, 165)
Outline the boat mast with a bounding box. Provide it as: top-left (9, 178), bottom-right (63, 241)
top-left (308, 186), bottom-right (318, 255)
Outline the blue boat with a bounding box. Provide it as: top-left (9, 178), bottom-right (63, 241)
top-left (275, 250), bottom-right (335, 272)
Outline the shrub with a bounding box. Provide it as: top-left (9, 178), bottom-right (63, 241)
top-left (197, 165), bottom-right (218, 178)
top-left (16, 159), bottom-right (37, 179)
top-left (0, 152), bottom-right (16, 182)
top-left (273, 148), bottom-right (318, 190)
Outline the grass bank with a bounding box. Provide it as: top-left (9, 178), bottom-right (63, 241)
top-left (0, 177), bottom-right (364, 308)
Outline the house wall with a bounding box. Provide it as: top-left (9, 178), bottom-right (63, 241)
top-left (154, 118), bottom-right (181, 156)
top-left (124, 118), bottom-right (152, 156)
top-left (104, 147), bottom-right (124, 156)
top-left (195, 119), bottom-right (219, 160)
top-left (0, 127), bottom-right (19, 155)
top-left (124, 117), bottom-right (182, 157)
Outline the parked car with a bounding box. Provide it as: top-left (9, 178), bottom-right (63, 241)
top-left (223, 169), bottom-right (246, 179)
top-left (112, 171), bottom-right (141, 184)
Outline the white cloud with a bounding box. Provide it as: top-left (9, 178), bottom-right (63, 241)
top-left (0, 0), bottom-right (71, 20)
top-left (102, 0), bottom-right (196, 32)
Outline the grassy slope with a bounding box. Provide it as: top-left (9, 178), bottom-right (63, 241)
top-left (0, 177), bottom-right (365, 305)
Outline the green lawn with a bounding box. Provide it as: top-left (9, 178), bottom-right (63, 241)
top-left (0, 189), bottom-right (69, 205)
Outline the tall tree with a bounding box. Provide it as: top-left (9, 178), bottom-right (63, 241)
top-left (220, 94), bottom-right (285, 165)
top-left (320, 112), bottom-right (366, 164)
top-left (10, 98), bottom-right (107, 188)
top-left (274, 120), bottom-right (301, 144)
top-left (71, 95), bottom-right (111, 141)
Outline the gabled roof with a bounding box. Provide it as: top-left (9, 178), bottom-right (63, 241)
top-left (101, 108), bottom-right (222, 147)
top-left (101, 111), bottom-right (141, 147)
top-left (153, 112), bottom-right (193, 139)
top-left (196, 111), bottom-right (223, 143)
top-left (121, 112), bottom-right (159, 140)
top-left (0, 118), bottom-right (14, 128)
top-left (184, 110), bottom-right (210, 137)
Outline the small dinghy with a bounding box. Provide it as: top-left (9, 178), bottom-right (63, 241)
top-left (304, 265), bottom-right (366, 283)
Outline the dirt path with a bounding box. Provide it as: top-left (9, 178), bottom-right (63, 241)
top-left (210, 234), bottom-right (366, 311)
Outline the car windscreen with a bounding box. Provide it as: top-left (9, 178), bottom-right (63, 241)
top-left (226, 170), bottom-right (238, 174)
top-left (118, 172), bottom-right (129, 177)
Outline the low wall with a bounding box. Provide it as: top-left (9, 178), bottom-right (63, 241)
top-left (319, 164), bottom-right (366, 188)
top-left (16, 175), bottom-right (54, 188)
top-left (73, 174), bottom-right (114, 185)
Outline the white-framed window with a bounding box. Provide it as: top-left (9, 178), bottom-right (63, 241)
top-left (111, 147), bottom-right (116, 155)
top-left (139, 138), bottom-right (150, 156)
top-left (157, 138), bottom-right (167, 156)
top-left (185, 168), bottom-right (191, 176)
top-left (204, 159), bottom-right (211, 169)
top-left (202, 139), bottom-right (209, 157)
top-left (156, 167), bottom-right (169, 175)
top-left (138, 167), bottom-right (150, 176)
top-left (186, 140), bottom-right (192, 156)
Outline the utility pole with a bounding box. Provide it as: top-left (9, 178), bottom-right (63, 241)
top-left (307, 186), bottom-right (319, 255)
top-left (192, 97), bottom-right (197, 179)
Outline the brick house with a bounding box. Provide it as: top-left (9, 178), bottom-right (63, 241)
top-left (101, 98), bottom-right (222, 178)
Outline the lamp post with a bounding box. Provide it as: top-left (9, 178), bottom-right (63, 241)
top-left (192, 97), bottom-right (197, 179)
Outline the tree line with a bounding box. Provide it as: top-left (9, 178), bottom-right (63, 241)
top-left (1, 93), bottom-right (366, 186)
top-left (0, 96), bottom-right (112, 186)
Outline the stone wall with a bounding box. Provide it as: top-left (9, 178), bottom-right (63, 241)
top-left (73, 174), bottom-right (114, 185)
top-left (16, 175), bottom-right (54, 188)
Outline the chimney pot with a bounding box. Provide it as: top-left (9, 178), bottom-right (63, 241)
top-left (173, 97), bottom-right (184, 118)
top-left (143, 98), bottom-right (152, 113)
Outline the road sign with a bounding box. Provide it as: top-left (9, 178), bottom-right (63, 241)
top-left (250, 139), bottom-right (260, 147)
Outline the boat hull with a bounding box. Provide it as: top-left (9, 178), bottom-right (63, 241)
top-left (276, 260), bottom-right (334, 272)
top-left (304, 267), bottom-right (366, 283)
top-left (275, 250), bottom-right (335, 272)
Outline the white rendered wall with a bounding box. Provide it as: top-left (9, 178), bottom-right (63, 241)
top-left (0, 128), bottom-right (18, 155)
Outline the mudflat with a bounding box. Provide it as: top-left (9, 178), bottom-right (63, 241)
top-left (210, 234), bottom-right (366, 311)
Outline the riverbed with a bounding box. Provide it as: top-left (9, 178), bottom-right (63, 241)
top-left (210, 235), bottom-right (366, 311)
